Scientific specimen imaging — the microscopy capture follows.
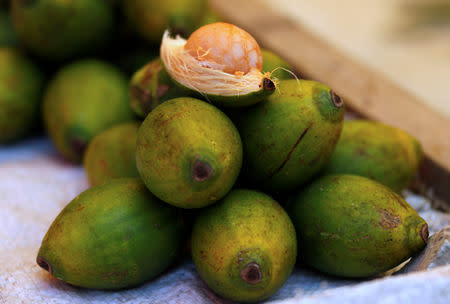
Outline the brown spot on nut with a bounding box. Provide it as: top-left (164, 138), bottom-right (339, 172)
top-left (378, 209), bottom-right (402, 229)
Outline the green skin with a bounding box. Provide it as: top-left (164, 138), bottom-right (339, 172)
top-left (129, 58), bottom-right (189, 118)
top-left (136, 97), bottom-right (243, 208)
top-left (0, 10), bottom-right (17, 47)
top-left (11, 0), bottom-right (114, 60)
top-left (36, 178), bottom-right (185, 289)
top-left (83, 122), bottom-right (140, 186)
top-left (287, 174), bottom-right (428, 278)
top-left (123, 0), bottom-right (208, 43)
top-left (236, 79), bottom-right (345, 193)
top-left (191, 189), bottom-right (297, 302)
top-left (323, 120), bottom-right (423, 192)
top-left (0, 48), bottom-right (44, 143)
top-left (43, 60), bottom-right (135, 163)
top-left (262, 49), bottom-right (294, 80)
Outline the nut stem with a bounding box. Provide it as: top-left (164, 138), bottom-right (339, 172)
top-left (421, 223), bottom-right (429, 243)
top-left (262, 78), bottom-right (276, 91)
top-left (192, 159), bottom-right (213, 182)
top-left (330, 90), bottom-right (344, 107)
top-left (240, 262), bottom-right (262, 285)
top-left (37, 256), bottom-right (52, 275)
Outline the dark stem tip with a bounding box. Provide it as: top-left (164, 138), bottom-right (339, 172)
top-left (262, 78), bottom-right (276, 91)
top-left (240, 262), bottom-right (262, 285)
top-left (330, 90), bottom-right (344, 108)
top-left (421, 223), bottom-right (429, 243)
top-left (37, 256), bottom-right (52, 275)
top-left (192, 159), bottom-right (213, 182)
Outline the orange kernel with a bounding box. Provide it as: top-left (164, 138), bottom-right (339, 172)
top-left (184, 22), bottom-right (263, 75)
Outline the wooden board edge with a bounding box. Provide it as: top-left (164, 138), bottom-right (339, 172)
top-left (211, 0), bottom-right (450, 202)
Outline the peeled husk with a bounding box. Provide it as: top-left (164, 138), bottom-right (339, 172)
top-left (160, 31), bottom-right (270, 97)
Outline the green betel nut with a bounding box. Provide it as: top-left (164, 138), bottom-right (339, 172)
top-left (0, 48), bottom-right (44, 143)
top-left (236, 79), bottom-right (345, 193)
top-left (36, 178), bottom-right (185, 289)
top-left (129, 58), bottom-right (189, 118)
top-left (287, 174), bottom-right (428, 278)
top-left (43, 60), bottom-right (135, 163)
top-left (324, 120), bottom-right (424, 192)
top-left (83, 122), bottom-right (140, 186)
top-left (191, 189), bottom-right (297, 302)
top-left (11, 0), bottom-right (114, 60)
top-left (136, 97), bottom-right (243, 208)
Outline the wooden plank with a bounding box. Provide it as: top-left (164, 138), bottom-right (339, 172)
top-left (211, 0), bottom-right (450, 202)
top-left (257, 0), bottom-right (450, 120)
